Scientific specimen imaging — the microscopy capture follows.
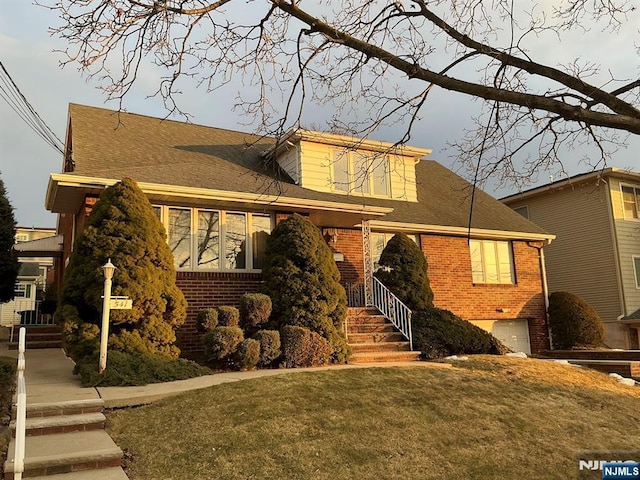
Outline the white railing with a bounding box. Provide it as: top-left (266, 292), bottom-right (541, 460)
top-left (371, 276), bottom-right (413, 351)
top-left (13, 327), bottom-right (27, 480)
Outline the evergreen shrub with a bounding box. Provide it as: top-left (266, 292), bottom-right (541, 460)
top-left (280, 325), bottom-right (332, 368)
top-left (203, 326), bottom-right (244, 363)
top-left (239, 293), bottom-right (272, 333)
top-left (262, 214), bottom-right (348, 363)
top-left (196, 308), bottom-right (218, 333)
top-left (234, 338), bottom-right (261, 370)
top-left (548, 291), bottom-right (605, 349)
top-left (252, 330), bottom-right (281, 367)
top-left (217, 306), bottom-right (240, 327)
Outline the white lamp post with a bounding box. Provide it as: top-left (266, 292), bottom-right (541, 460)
top-left (99, 259), bottom-right (116, 374)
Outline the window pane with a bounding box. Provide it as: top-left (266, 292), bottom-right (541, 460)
top-left (152, 206), bottom-right (161, 221)
top-left (251, 214), bottom-right (271, 270)
top-left (469, 240), bottom-right (484, 283)
top-left (371, 233), bottom-right (386, 270)
top-left (372, 158), bottom-right (389, 196)
top-left (634, 257), bottom-right (640, 289)
top-left (482, 241), bottom-right (499, 283)
top-left (333, 149), bottom-right (350, 192)
top-left (226, 213), bottom-right (247, 270)
top-left (168, 208), bottom-right (192, 269)
top-left (352, 152), bottom-right (370, 194)
top-left (497, 242), bottom-right (514, 283)
top-left (197, 211), bottom-right (219, 269)
top-left (622, 186), bottom-right (638, 219)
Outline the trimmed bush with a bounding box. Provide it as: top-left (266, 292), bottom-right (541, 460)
top-left (548, 291), bottom-right (605, 349)
top-left (57, 178), bottom-right (186, 359)
top-left (262, 214), bottom-right (349, 363)
top-left (73, 351), bottom-right (211, 387)
top-left (280, 325), bottom-right (332, 368)
top-left (0, 174), bottom-right (20, 302)
top-left (0, 356), bottom-right (16, 424)
top-left (234, 338), bottom-right (261, 370)
top-left (374, 233), bottom-right (433, 311)
top-left (252, 330), bottom-right (281, 367)
top-left (239, 293), bottom-right (272, 332)
top-left (196, 308), bottom-right (218, 333)
top-left (412, 307), bottom-right (509, 359)
top-left (217, 306), bottom-right (240, 327)
top-left (203, 326), bottom-right (244, 363)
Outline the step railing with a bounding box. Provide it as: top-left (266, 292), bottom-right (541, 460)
top-left (12, 327), bottom-right (27, 480)
top-left (371, 276), bottom-right (413, 351)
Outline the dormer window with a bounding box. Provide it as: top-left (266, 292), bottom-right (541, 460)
top-left (332, 148), bottom-right (390, 197)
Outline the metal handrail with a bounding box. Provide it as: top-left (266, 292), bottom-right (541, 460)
top-left (371, 276), bottom-right (413, 350)
top-left (13, 327), bottom-right (27, 480)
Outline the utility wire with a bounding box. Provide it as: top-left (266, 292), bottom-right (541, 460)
top-left (0, 61), bottom-right (64, 154)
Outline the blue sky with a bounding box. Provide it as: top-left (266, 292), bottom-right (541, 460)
top-left (1, 1), bottom-right (638, 227)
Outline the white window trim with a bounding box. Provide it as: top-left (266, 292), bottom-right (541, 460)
top-left (330, 149), bottom-right (392, 198)
top-left (633, 255), bottom-right (640, 290)
top-left (620, 183), bottom-right (640, 221)
top-left (469, 239), bottom-right (516, 285)
top-left (154, 205), bottom-right (272, 272)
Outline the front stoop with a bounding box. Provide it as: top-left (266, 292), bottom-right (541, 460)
top-left (346, 307), bottom-right (420, 364)
top-left (8, 326), bottom-right (63, 350)
top-left (3, 399), bottom-right (127, 480)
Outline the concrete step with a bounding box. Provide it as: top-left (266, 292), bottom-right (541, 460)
top-left (561, 359), bottom-right (640, 380)
top-left (544, 350), bottom-right (640, 361)
top-left (349, 341), bottom-right (412, 353)
top-left (11, 413), bottom-right (106, 437)
top-left (20, 326), bottom-right (61, 334)
top-left (9, 340), bottom-right (63, 350)
top-left (347, 332), bottom-right (404, 344)
top-left (22, 333), bottom-right (63, 343)
top-left (3, 430), bottom-right (122, 479)
top-left (346, 315), bottom-right (388, 326)
top-left (350, 350), bottom-right (421, 363)
top-left (27, 467), bottom-right (129, 480)
top-left (347, 307), bottom-right (380, 316)
top-left (19, 399), bottom-right (104, 419)
top-left (347, 324), bottom-right (396, 334)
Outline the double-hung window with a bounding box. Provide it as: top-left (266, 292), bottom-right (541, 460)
top-left (332, 149), bottom-right (390, 197)
top-left (371, 232), bottom-right (419, 270)
top-left (469, 240), bottom-right (515, 284)
top-left (155, 206), bottom-right (271, 271)
top-left (621, 186), bottom-right (640, 220)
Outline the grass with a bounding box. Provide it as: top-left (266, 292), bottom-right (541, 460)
top-left (0, 355), bottom-right (16, 470)
top-left (106, 356), bottom-right (640, 480)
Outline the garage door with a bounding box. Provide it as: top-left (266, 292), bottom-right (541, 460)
top-left (471, 319), bottom-right (531, 355)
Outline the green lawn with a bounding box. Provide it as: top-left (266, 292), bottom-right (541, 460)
top-left (106, 356), bottom-right (640, 480)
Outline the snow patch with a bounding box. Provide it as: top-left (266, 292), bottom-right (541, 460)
top-left (444, 355), bottom-right (469, 361)
top-left (505, 352), bottom-right (528, 358)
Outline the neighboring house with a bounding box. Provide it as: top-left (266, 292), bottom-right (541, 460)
top-left (45, 104), bottom-right (555, 354)
top-left (0, 227), bottom-right (58, 328)
top-left (503, 168), bottom-right (640, 349)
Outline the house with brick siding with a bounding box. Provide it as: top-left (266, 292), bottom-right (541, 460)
top-left (45, 104), bottom-right (555, 357)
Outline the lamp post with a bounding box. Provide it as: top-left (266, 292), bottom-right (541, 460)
top-left (99, 259), bottom-right (116, 374)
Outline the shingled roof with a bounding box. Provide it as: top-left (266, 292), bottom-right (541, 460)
top-left (59, 103), bottom-right (548, 236)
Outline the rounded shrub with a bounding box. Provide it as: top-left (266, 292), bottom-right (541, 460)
top-left (234, 338), bottom-right (261, 370)
top-left (239, 293), bottom-right (272, 332)
top-left (280, 325), bottom-right (332, 368)
top-left (548, 291), bottom-right (605, 349)
top-left (412, 307), bottom-right (509, 359)
top-left (217, 306), bottom-right (240, 327)
top-left (374, 233), bottom-right (433, 311)
top-left (203, 326), bottom-right (244, 363)
top-left (252, 330), bottom-right (281, 367)
top-left (262, 214), bottom-right (348, 363)
top-left (196, 308), bottom-right (218, 333)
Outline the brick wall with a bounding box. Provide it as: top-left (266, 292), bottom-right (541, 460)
top-left (421, 235), bottom-right (550, 353)
top-left (175, 272), bottom-right (263, 352)
top-left (324, 228), bottom-right (364, 285)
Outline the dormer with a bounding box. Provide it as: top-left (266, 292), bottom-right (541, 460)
top-left (264, 129), bottom-right (431, 202)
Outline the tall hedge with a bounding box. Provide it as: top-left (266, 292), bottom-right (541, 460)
top-left (261, 214), bottom-right (349, 363)
top-left (374, 233), bottom-right (433, 311)
top-left (57, 178), bottom-right (187, 358)
top-left (0, 174), bottom-right (20, 302)
top-left (548, 291), bottom-right (605, 349)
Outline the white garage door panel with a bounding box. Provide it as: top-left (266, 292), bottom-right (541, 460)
top-left (471, 319), bottom-right (531, 355)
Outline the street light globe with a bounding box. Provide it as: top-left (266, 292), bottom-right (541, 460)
top-left (102, 259), bottom-right (116, 280)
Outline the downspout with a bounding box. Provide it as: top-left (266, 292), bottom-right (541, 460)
top-left (528, 241), bottom-right (553, 350)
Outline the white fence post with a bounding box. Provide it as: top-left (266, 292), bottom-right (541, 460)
top-left (13, 326), bottom-right (27, 480)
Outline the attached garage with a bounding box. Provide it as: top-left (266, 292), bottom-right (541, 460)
top-left (471, 319), bottom-right (531, 355)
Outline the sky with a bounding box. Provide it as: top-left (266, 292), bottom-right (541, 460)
top-left (0, 1), bottom-right (638, 228)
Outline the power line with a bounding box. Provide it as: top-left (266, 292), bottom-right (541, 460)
top-left (0, 61), bottom-right (64, 154)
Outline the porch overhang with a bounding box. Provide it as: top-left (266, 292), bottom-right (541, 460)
top-left (368, 220), bottom-right (556, 244)
top-left (46, 174), bottom-right (394, 228)
top-left (12, 235), bottom-right (64, 258)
